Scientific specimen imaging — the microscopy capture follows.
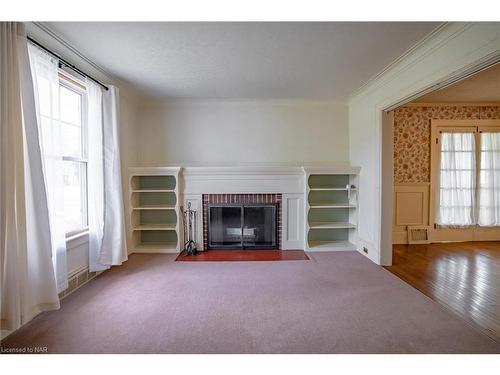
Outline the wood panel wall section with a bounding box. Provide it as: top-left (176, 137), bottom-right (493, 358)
top-left (392, 103), bottom-right (500, 244)
top-left (393, 183), bottom-right (429, 244)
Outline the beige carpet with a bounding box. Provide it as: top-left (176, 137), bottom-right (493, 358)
top-left (2, 252), bottom-right (499, 353)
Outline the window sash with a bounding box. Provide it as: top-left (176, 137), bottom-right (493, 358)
top-left (59, 78), bottom-right (88, 161)
top-left (52, 76), bottom-right (88, 235)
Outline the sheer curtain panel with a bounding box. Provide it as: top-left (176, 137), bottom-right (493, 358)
top-left (87, 80), bottom-right (106, 272)
top-left (87, 82), bottom-right (127, 271)
top-left (436, 132), bottom-right (477, 227)
top-left (1, 22), bottom-right (59, 337)
top-left (100, 86), bottom-right (128, 266)
top-left (479, 132), bottom-right (500, 226)
top-left (27, 44), bottom-right (69, 293)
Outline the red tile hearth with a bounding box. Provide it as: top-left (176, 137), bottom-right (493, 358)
top-left (175, 249), bottom-right (308, 262)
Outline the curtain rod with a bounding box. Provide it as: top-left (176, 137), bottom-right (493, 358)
top-left (27, 36), bottom-right (109, 91)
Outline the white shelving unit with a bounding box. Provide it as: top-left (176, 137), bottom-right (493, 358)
top-left (129, 167), bottom-right (181, 253)
top-left (304, 167), bottom-right (360, 252)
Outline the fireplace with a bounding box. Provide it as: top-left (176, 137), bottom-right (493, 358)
top-left (208, 204), bottom-right (277, 249)
top-left (202, 194), bottom-right (282, 250)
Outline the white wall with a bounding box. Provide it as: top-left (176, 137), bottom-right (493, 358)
top-left (136, 99), bottom-right (349, 166)
top-left (349, 22), bottom-right (500, 265)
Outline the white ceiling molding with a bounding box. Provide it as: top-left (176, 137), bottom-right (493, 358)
top-left (384, 52), bottom-right (500, 111)
top-left (347, 22), bottom-right (447, 101)
top-left (29, 22), bottom-right (115, 82)
top-left (25, 22), bottom-right (150, 101)
top-left (413, 62), bottom-right (500, 103)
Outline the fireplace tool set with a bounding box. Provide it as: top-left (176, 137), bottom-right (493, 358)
top-left (183, 202), bottom-right (198, 255)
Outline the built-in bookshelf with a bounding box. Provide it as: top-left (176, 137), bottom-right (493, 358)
top-left (129, 167), bottom-right (181, 253)
top-left (304, 167), bottom-right (360, 251)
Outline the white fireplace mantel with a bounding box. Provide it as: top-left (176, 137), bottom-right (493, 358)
top-left (127, 165), bottom-right (360, 252)
top-left (179, 166), bottom-right (305, 250)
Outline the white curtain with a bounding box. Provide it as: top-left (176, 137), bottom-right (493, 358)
top-left (436, 132), bottom-right (477, 227)
top-left (100, 86), bottom-right (128, 266)
top-left (1, 22), bottom-right (59, 336)
top-left (87, 80), bottom-right (106, 272)
top-left (478, 132), bottom-right (500, 226)
top-left (87, 82), bottom-right (127, 271)
top-left (27, 44), bottom-right (68, 293)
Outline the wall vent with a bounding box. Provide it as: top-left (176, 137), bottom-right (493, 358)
top-left (58, 266), bottom-right (100, 300)
top-left (407, 226), bottom-right (431, 244)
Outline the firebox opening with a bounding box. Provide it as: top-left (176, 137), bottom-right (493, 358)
top-left (208, 204), bottom-right (277, 249)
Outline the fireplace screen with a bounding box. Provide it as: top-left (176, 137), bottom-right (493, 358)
top-left (208, 204), bottom-right (277, 249)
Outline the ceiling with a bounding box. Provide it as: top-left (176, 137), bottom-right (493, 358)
top-left (415, 63), bottom-right (500, 103)
top-left (44, 22), bottom-right (440, 99)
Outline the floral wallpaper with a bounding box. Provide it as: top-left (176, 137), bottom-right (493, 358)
top-left (394, 105), bottom-right (500, 183)
top-left (480, 106), bottom-right (500, 119)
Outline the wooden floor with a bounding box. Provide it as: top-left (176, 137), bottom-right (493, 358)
top-left (176, 249), bottom-right (309, 262)
top-left (386, 242), bottom-right (500, 343)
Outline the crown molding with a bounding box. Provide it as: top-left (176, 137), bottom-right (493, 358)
top-left (31, 22), bottom-right (113, 80)
top-left (348, 22), bottom-right (449, 101)
top-left (403, 102), bottom-right (500, 107)
top-left (349, 22), bottom-right (500, 111)
top-left (27, 22), bottom-right (150, 101)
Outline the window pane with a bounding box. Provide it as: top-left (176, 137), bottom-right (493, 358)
top-left (437, 132), bottom-right (476, 226)
top-left (440, 152), bottom-right (474, 170)
top-left (478, 132), bottom-right (500, 226)
top-left (62, 160), bottom-right (87, 233)
top-left (61, 123), bottom-right (82, 158)
top-left (60, 85), bottom-right (81, 125)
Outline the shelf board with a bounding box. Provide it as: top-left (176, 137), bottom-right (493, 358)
top-left (309, 204), bottom-right (356, 209)
top-left (131, 189), bottom-right (175, 193)
top-left (309, 188), bottom-right (357, 191)
top-left (309, 222), bottom-right (356, 229)
top-left (308, 240), bottom-right (357, 251)
top-left (132, 205), bottom-right (176, 210)
top-left (132, 224), bottom-right (177, 231)
top-left (134, 242), bottom-right (178, 253)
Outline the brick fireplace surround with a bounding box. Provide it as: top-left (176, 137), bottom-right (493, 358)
top-left (202, 193), bottom-right (282, 250)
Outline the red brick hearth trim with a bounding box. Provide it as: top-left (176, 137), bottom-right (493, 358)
top-left (202, 194), bottom-right (282, 250)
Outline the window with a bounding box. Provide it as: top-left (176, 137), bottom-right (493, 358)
top-left (437, 132), bottom-right (476, 226)
top-left (432, 121), bottom-right (500, 228)
top-left (39, 74), bottom-right (88, 235)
